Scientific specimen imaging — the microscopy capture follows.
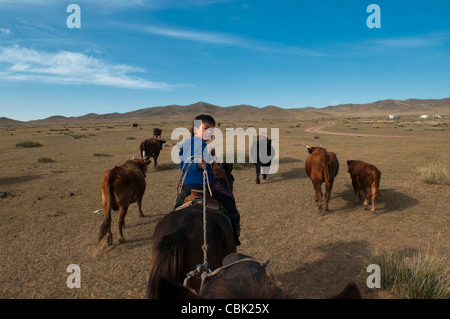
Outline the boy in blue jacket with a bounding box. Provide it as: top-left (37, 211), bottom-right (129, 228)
top-left (175, 114), bottom-right (241, 245)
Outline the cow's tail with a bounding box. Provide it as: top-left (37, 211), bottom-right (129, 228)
top-left (97, 168), bottom-right (117, 244)
top-left (372, 168), bottom-right (381, 199)
top-left (323, 152), bottom-right (331, 190)
top-left (147, 232), bottom-right (185, 299)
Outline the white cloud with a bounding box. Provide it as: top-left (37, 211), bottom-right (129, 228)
top-left (0, 27), bottom-right (11, 35)
top-left (0, 45), bottom-right (175, 89)
top-left (0, 0), bottom-right (229, 8)
top-left (137, 25), bottom-right (324, 56)
top-left (370, 33), bottom-right (449, 49)
top-left (142, 25), bottom-right (242, 46)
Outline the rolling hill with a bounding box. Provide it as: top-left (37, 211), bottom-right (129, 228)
top-left (1, 98), bottom-right (448, 125)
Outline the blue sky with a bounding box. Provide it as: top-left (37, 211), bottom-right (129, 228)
top-left (0, 0), bottom-right (449, 121)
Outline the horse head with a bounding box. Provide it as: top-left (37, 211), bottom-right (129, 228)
top-left (212, 162), bottom-right (234, 193)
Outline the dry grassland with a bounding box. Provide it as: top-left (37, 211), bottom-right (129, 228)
top-left (0, 115), bottom-right (449, 299)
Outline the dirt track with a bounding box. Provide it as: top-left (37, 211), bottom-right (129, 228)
top-left (305, 121), bottom-right (409, 138)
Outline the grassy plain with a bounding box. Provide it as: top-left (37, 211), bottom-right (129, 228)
top-left (0, 114), bottom-right (449, 298)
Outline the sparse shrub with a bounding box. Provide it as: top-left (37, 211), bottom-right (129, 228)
top-left (404, 128), bottom-right (413, 131)
top-left (49, 128), bottom-right (69, 132)
top-left (93, 153), bottom-right (112, 157)
top-left (38, 157), bottom-right (55, 163)
top-left (416, 163), bottom-right (450, 186)
top-left (313, 136), bottom-right (320, 139)
top-left (71, 134), bottom-right (87, 139)
top-left (366, 247), bottom-right (449, 299)
top-left (16, 141), bottom-right (42, 148)
top-left (126, 136), bottom-right (136, 140)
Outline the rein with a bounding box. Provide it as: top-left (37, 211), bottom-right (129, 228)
top-left (182, 161), bottom-right (213, 288)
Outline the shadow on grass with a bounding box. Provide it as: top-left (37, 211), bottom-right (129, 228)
top-left (336, 185), bottom-right (420, 214)
top-left (0, 174), bottom-right (41, 186)
top-left (277, 240), bottom-right (371, 299)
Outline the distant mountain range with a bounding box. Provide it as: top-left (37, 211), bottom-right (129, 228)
top-left (1, 98), bottom-right (449, 125)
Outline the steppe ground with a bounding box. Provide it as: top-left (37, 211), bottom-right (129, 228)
top-left (0, 114), bottom-right (449, 299)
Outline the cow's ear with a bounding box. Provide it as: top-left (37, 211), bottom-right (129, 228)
top-left (144, 159), bottom-right (152, 166)
top-left (347, 160), bottom-right (351, 165)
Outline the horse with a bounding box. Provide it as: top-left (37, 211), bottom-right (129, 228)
top-left (146, 162), bottom-right (237, 299)
top-left (153, 252), bottom-right (363, 299)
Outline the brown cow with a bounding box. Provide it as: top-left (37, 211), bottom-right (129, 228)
top-left (346, 160), bottom-right (381, 213)
top-left (305, 145), bottom-right (339, 214)
top-left (98, 158), bottom-right (151, 245)
top-left (153, 128), bottom-right (162, 139)
top-left (140, 138), bottom-right (166, 166)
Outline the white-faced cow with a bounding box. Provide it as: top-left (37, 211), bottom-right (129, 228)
top-left (347, 160), bottom-right (381, 213)
top-left (98, 158), bottom-right (151, 245)
top-left (304, 145), bottom-right (339, 214)
top-left (140, 138), bottom-right (166, 166)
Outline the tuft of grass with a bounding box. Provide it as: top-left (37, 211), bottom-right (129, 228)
top-left (38, 157), bottom-right (55, 163)
top-left (313, 136), bottom-right (320, 139)
top-left (416, 163), bottom-right (450, 186)
top-left (366, 245), bottom-right (450, 299)
top-left (16, 141), bottom-right (42, 148)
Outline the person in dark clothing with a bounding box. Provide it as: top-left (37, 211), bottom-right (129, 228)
top-left (175, 114), bottom-right (241, 245)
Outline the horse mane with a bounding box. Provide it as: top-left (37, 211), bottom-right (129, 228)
top-left (147, 232), bottom-right (185, 299)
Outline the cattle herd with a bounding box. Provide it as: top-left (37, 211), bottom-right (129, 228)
top-left (97, 126), bottom-right (382, 299)
top-left (304, 144), bottom-right (381, 215)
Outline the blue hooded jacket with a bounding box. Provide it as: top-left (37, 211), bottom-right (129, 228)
top-left (179, 137), bottom-right (216, 188)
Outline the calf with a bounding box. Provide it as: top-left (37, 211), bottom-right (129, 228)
top-left (98, 158), bottom-right (151, 245)
top-left (153, 128), bottom-right (162, 139)
top-left (304, 145), bottom-right (339, 214)
top-left (347, 160), bottom-right (381, 213)
top-left (140, 138), bottom-right (166, 166)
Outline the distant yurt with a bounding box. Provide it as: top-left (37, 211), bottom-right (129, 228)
top-left (419, 114), bottom-right (429, 119)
